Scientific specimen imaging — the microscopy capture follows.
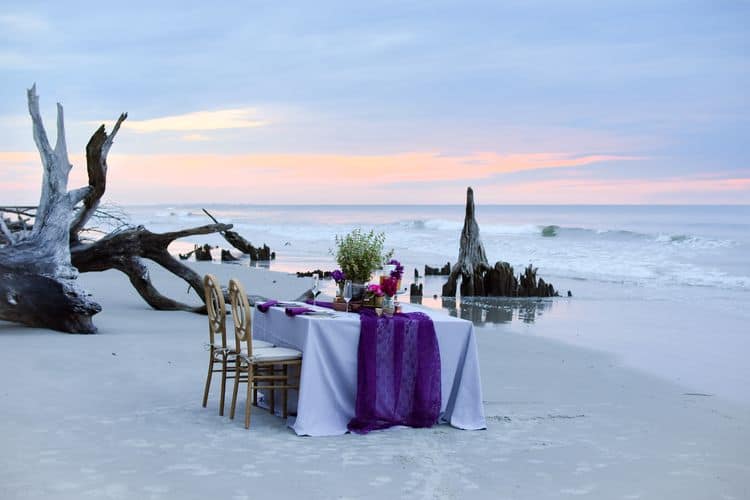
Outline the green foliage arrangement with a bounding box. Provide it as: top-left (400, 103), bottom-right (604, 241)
top-left (332, 228), bottom-right (393, 283)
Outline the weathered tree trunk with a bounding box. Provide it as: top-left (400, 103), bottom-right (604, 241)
top-left (0, 86), bottom-right (101, 333)
top-left (442, 187), bottom-right (560, 298)
top-left (442, 187), bottom-right (490, 297)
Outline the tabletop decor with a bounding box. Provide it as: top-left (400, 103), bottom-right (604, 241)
top-left (363, 284), bottom-right (384, 308)
top-left (387, 259), bottom-right (404, 285)
top-left (380, 276), bottom-right (398, 316)
top-left (347, 308), bottom-right (441, 434)
top-left (332, 228), bottom-right (393, 300)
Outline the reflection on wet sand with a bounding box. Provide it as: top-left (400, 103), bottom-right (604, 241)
top-left (412, 294), bottom-right (554, 325)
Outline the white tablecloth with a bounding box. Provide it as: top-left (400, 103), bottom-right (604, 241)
top-left (253, 303), bottom-right (486, 436)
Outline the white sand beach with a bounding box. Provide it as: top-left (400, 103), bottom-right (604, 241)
top-left (1, 262), bottom-right (748, 500)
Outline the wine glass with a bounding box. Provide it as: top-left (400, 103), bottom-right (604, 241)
top-left (311, 273), bottom-right (320, 306)
top-left (343, 280), bottom-right (353, 313)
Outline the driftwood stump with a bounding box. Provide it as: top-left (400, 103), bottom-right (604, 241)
top-left (442, 188), bottom-right (490, 296)
top-left (442, 187), bottom-right (559, 298)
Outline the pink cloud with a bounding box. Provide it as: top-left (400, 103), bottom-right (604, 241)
top-left (1, 150), bottom-right (746, 205)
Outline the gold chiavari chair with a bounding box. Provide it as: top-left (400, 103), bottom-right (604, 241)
top-left (228, 278), bottom-right (302, 428)
top-left (202, 274), bottom-right (272, 415)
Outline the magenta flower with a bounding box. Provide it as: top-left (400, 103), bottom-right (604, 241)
top-left (367, 284), bottom-right (384, 297)
top-left (381, 276), bottom-right (399, 297)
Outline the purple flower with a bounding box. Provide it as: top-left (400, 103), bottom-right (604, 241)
top-left (331, 269), bottom-right (346, 283)
top-left (388, 259), bottom-right (403, 280)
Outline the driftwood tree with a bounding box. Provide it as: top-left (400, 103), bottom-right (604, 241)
top-left (0, 86), bottom-right (102, 332)
top-left (0, 86), bottom-right (231, 333)
top-left (442, 187), bottom-right (558, 298)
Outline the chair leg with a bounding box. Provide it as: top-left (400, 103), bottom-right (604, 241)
top-left (219, 356), bottom-right (227, 416)
top-left (282, 364), bottom-right (289, 418)
top-left (269, 381), bottom-right (276, 416)
top-left (202, 351), bottom-right (214, 408)
top-left (245, 365), bottom-right (254, 429)
top-left (230, 362), bottom-right (241, 420)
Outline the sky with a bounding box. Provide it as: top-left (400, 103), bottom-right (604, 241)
top-left (0, 0), bottom-right (748, 205)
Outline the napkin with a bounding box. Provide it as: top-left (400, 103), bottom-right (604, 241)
top-left (257, 300), bottom-right (279, 312)
top-left (285, 306), bottom-right (314, 317)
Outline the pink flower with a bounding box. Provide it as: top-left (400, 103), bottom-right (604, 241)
top-left (367, 284), bottom-right (384, 297)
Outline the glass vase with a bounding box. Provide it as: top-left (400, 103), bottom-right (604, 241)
top-left (383, 295), bottom-right (395, 316)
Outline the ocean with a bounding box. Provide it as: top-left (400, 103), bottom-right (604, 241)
top-left (122, 204), bottom-right (750, 291)
top-left (122, 204), bottom-right (750, 403)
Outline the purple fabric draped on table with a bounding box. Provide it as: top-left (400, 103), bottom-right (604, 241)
top-left (347, 308), bottom-right (441, 434)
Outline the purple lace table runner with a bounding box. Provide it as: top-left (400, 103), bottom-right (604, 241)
top-left (347, 308), bottom-right (441, 434)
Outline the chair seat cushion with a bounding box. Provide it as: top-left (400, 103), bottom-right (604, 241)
top-left (253, 339), bottom-right (274, 349)
top-left (242, 346), bottom-right (302, 362)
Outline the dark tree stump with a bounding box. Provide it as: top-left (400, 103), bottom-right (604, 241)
top-left (296, 269), bottom-right (332, 278)
top-left (194, 244), bottom-right (213, 261)
top-left (425, 262), bottom-right (451, 276)
top-left (221, 249), bottom-right (239, 262)
top-left (442, 187), bottom-right (560, 298)
top-left (442, 188), bottom-right (490, 297)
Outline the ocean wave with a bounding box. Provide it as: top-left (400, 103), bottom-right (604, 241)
top-left (655, 233), bottom-right (734, 249)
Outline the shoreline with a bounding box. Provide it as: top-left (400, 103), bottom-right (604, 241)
top-left (1, 263), bottom-right (748, 499)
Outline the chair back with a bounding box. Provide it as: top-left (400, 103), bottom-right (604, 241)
top-left (203, 274), bottom-right (228, 348)
top-left (228, 278), bottom-right (254, 356)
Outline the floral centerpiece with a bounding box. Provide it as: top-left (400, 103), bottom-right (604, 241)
top-left (332, 228), bottom-right (393, 294)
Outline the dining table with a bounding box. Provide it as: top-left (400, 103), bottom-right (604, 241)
top-left (252, 301), bottom-right (486, 436)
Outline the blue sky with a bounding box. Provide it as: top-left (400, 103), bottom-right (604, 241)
top-left (1, 1), bottom-right (748, 204)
